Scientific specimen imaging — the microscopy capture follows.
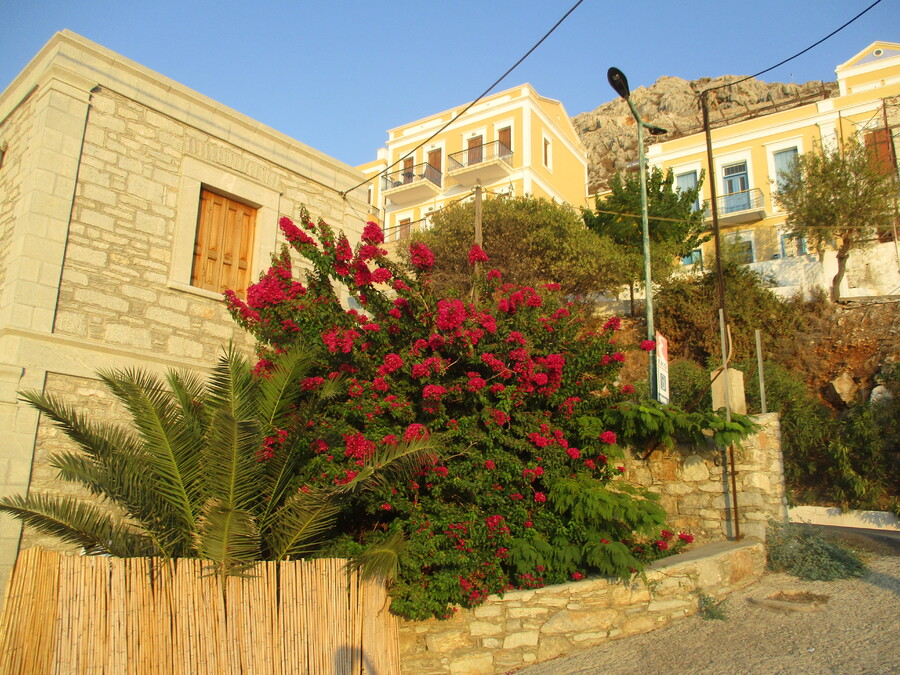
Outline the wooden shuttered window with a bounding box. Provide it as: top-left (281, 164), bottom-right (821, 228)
top-left (864, 128), bottom-right (894, 176)
top-left (192, 189), bottom-right (256, 295)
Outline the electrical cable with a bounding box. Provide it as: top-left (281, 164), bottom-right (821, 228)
top-left (339, 0), bottom-right (586, 198)
top-left (702, 0), bottom-right (884, 94)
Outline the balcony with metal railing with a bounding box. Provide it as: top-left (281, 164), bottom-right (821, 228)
top-left (703, 188), bottom-right (767, 225)
top-left (447, 140), bottom-right (514, 187)
top-left (381, 163), bottom-right (442, 205)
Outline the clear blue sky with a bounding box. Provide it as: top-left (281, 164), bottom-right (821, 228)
top-left (3, 1), bottom-right (897, 167)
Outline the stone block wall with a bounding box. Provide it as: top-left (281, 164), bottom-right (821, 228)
top-left (398, 539), bottom-right (764, 674)
top-left (0, 31), bottom-right (372, 595)
top-left (19, 373), bottom-right (128, 552)
top-left (622, 413), bottom-right (787, 542)
top-left (53, 86), bottom-right (355, 365)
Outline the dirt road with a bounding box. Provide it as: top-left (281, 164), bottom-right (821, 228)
top-left (517, 534), bottom-right (899, 674)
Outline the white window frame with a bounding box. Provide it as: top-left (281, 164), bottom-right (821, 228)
top-left (723, 230), bottom-right (756, 265)
top-left (713, 150), bottom-right (754, 196)
top-left (764, 137), bottom-right (804, 212)
top-left (777, 225), bottom-right (808, 258)
top-left (171, 156), bottom-right (279, 299)
top-left (541, 133), bottom-right (553, 171)
top-left (424, 140), bottom-right (447, 173)
top-left (493, 118), bottom-right (515, 151)
top-left (674, 165), bottom-right (702, 211)
top-left (391, 209), bottom-right (415, 242)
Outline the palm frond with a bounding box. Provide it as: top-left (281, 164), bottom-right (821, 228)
top-left (195, 499), bottom-right (260, 577)
top-left (264, 488), bottom-right (340, 561)
top-left (202, 348), bottom-right (264, 513)
top-left (346, 530), bottom-right (407, 582)
top-left (334, 438), bottom-right (437, 494)
top-left (0, 493), bottom-right (155, 557)
top-left (256, 341), bottom-right (317, 430)
top-left (47, 451), bottom-right (188, 556)
top-left (98, 368), bottom-right (204, 534)
top-left (23, 389), bottom-right (190, 555)
top-left (19, 389), bottom-right (142, 465)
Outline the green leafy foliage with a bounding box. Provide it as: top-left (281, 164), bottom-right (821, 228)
top-left (220, 210), bottom-right (752, 619)
top-left (774, 139), bottom-right (895, 302)
top-left (655, 262), bottom-right (806, 365)
top-left (1, 343), bottom-right (427, 580)
top-left (583, 167), bottom-right (709, 313)
top-left (412, 194), bottom-right (622, 298)
top-left (766, 520), bottom-right (867, 581)
top-left (739, 360), bottom-right (899, 514)
top-left (698, 592), bottom-right (728, 620)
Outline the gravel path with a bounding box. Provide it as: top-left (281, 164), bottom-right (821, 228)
top-left (517, 542), bottom-right (900, 675)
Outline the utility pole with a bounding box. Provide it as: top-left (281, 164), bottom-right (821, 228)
top-left (473, 179), bottom-right (483, 304)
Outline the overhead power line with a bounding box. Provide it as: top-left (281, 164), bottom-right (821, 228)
top-left (703, 0), bottom-right (885, 94)
top-left (340, 0), bottom-right (586, 198)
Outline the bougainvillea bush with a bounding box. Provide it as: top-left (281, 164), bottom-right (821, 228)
top-left (225, 209), bottom-right (752, 620)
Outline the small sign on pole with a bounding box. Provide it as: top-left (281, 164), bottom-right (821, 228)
top-left (656, 331), bottom-right (669, 404)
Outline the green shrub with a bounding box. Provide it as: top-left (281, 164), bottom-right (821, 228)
top-left (223, 211), bottom-right (756, 620)
top-left (666, 359), bottom-right (711, 411)
top-left (766, 520), bottom-right (867, 581)
top-left (697, 592), bottom-right (728, 620)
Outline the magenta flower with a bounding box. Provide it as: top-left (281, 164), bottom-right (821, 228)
top-left (640, 339), bottom-right (656, 351)
top-left (468, 244), bottom-right (489, 265)
top-left (361, 221), bottom-right (385, 244)
top-left (600, 431), bottom-right (617, 445)
top-left (409, 242), bottom-right (435, 270)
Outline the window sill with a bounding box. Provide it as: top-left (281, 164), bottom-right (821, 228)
top-left (166, 280), bottom-right (227, 302)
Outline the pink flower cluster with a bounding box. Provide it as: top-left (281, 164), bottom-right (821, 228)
top-left (467, 244), bottom-right (489, 265)
top-left (280, 216), bottom-right (317, 247)
top-left (322, 327), bottom-right (361, 354)
top-left (409, 242), bottom-right (435, 271)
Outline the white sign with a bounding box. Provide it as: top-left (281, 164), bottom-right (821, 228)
top-left (656, 332), bottom-right (669, 404)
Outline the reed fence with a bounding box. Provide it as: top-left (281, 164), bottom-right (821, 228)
top-left (0, 548), bottom-right (400, 674)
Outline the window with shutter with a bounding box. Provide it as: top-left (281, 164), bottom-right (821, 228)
top-left (772, 147), bottom-right (798, 191)
top-left (191, 188), bottom-right (256, 296)
top-left (864, 128), bottom-right (894, 176)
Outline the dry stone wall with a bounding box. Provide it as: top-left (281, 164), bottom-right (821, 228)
top-left (398, 540), bottom-right (764, 674)
top-left (622, 413), bottom-right (786, 542)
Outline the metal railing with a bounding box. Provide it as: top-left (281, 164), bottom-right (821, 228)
top-left (448, 140), bottom-right (513, 171)
top-left (381, 162), bottom-right (442, 191)
top-left (384, 216), bottom-right (430, 241)
top-left (703, 188), bottom-right (765, 217)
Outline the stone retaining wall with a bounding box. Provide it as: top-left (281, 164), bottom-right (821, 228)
top-left (398, 539), bottom-right (765, 674)
top-left (623, 413), bottom-right (787, 542)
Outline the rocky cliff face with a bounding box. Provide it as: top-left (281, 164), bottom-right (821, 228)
top-left (573, 75), bottom-right (838, 194)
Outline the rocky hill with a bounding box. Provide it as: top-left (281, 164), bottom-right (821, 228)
top-left (573, 75), bottom-right (838, 194)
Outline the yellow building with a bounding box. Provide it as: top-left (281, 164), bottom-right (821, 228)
top-left (647, 41), bottom-right (900, 299)
top-left (360, 84), bottom-right (588, 244)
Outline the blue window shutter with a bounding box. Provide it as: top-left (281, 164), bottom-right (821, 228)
top-left (773, 148), bottom-right (798, 190)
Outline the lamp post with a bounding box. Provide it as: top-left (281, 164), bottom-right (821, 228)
top-left (608, 67), bottom-right (667, 401)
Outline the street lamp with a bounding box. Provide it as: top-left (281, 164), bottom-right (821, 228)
top-left (607, 67), bottom-right (667, 400)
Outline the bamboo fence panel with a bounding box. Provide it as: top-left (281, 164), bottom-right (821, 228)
top-left (0, 549), bottom-right (397, 674)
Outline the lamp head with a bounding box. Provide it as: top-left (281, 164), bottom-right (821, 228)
top-left (647, 124), bottom-right (668, 136)
top-left (607, 67), bottom-right (630, 100)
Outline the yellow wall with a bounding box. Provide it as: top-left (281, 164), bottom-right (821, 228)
top-left (362, 84), bottom-right (589, 245)
top-left (648, 42), bottom-right (900, 267)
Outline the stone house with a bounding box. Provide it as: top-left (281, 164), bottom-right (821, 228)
top-left (0, 30), bottom-right (371, 589)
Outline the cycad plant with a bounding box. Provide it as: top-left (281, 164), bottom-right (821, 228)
top-left (0, 342), bottom-right (432, 579)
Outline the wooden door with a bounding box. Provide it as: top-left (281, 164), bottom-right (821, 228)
top-left (467, 136), bottom-right (483, 165)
